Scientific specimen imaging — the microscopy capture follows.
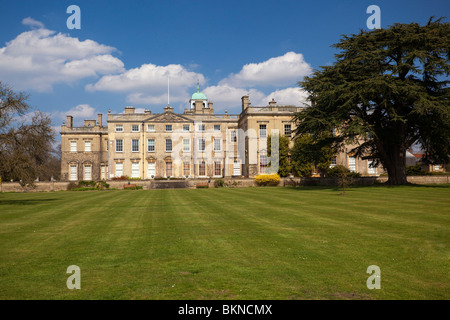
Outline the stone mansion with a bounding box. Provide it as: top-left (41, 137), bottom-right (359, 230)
top-left (60, 88), bottom-right (381, 181)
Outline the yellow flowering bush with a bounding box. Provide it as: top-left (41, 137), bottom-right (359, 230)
top-left (255, 174), bottom-right (280, 186)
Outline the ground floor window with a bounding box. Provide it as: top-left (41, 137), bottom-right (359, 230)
top-left (166, 161), bottom-right (172, 177)
top-left (214, 161), bottom-right (221, 176)
top-left (348, 156), bottom-right (356, 172)
top-left (69, 165), bottom-right (77, 181)
top-left (368, 160), bottom-right (376, 174)
top-left (233, 160), bottom-right (241, 176)
top-left (84, 165), bottom-right (92, 181)
top-left (116, 162), bottom-right (123, 177)
top-left (132, 162), bottom-right (140, 178)
top-left (101, 165), bottom-right (106, 180)
top-left (147, 162), bottom-right (155, 178)
top-left (199, 161), bottom-right (206, 176)
top-left (260, 155), bottom-right (268, 174)
top-left (183, 162), bottom-right (190, 177)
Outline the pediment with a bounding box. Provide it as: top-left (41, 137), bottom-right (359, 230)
top-left (145, 112), bottom-right (192, 123)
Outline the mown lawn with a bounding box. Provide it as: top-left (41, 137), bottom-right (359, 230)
top-left (0, 185), bottom-right (449, 300)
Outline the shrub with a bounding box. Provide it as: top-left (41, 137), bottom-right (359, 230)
top-left (78, 180), bottom-right (96, 187)
top-left (112, 175), bottom-right (129, 181)
top-left (214, 179), bottom-right (225, 188)
top-left (67, 180), bottom-right (110, 191)
top-left (255, 174), bottom-right (280, 186)
top-left (95, 180), bottom-right (109, 190)
top-left (66, 182), bottom-right (79, 191)
top-left (327, 165), bottom-right (361, 178)
top-left (326, 165), bottom-right (355, 195)
top-left (406, 164), bottom-right (431, 176)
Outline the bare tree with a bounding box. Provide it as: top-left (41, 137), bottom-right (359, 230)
top-left (0, 81), bottom-right (56, 186)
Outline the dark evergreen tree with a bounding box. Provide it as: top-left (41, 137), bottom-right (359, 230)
top-left (294, 18), bottom-right (450, 185)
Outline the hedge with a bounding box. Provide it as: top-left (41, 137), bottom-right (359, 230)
top-left (255, 174), bottom-right (281, 186)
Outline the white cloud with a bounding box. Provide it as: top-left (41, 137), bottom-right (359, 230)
top-left (51, 104), bottom-right (96, 127)
top-left (86, 63), bottom-right (205, 105)
top-left (65, 104), bottom-right (96, 119)
top-left (219, 52), bottom-right (312, 87)
top-left (202, 85), bottom-right (266, 111)
top-left (22, 17), bottom-right (45, 29)
top-left (0, 21), bottom-right (124, 92)
top-left (257, 87), bottom-right (309, 107)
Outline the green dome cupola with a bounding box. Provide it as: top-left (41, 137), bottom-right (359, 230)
top-left (191, 81), bottom-right (207, 100)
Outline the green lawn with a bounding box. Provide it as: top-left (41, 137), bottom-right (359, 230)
top-left (0, 185), bottom-right (449, 300)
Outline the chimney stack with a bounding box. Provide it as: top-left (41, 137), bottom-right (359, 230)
top-left (124, 106), bottom-right (135, 114)
top-left (97, 113), bottom-right (102, 127)
top-left (66, 115), bottom-right (73, 128)
top-left (241, 95), bottom-right (250, 112)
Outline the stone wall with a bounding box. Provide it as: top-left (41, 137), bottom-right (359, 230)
top-left (0, 175), bottom-right (448, 192)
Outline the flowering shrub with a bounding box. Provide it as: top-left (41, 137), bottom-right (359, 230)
top-left (112, 175), bottom-right (129, 181)
top-left (255, 174), bottom-right (280, 186)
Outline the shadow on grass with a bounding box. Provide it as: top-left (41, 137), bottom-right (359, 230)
top-left (284, 182), bottom-right (450, 192)
top-left (0, 199), bottom-right (59, 206)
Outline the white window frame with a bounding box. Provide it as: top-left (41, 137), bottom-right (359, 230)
top-left (69, 164), bottom-right (77, 181)
top-left (147, 124), bottom-right (155, 132)
top-left (132, 139), bottom-right (139, 152)
top-left (214, 124), bottom-right (221, 131)
top-left (165, 124), bottom-right (172, 132)
top-left (116, 139), bottom-right (123, 152)
top-left (147, 162), bottom-right (156, 178)
top-left (183, 139), bottom-right (190, 152)
top-left (183, 161), bottom-right (190, 177)
top-left (260, 155), bottom-right (268, 174)
top-left (115, 162), bottom-right (123, 177)
top-left (214, 161), bottom-right (222, 177)
top-left (348, 156), bottom-right (356, 172)
top-left (230, 130), bottom-right (237, 143)
top-left (259, 124), bottom-right (267, 138)
top-left (199, 161), bottom-right (206, 176)
top-left (368, 160), bottom-right (376, 174)
top-left (132, 124), bottom-right (140, 132)
top-left (70, 141), bottom-right (77, 152)
top-left (233, 160), bottom-right (241, 176)
top-left (84, 165), bottom-right (92, 181)
top-left (166, 139), bottom-right (172, 152)
top-left (165, 161), bottom-right (173, 177)
top-left (284, 124), bottom-right (292, 137)
top-left (147, 139), bottom-right (155, 152)
top-left (183, 124), bottom-right (190, 132)
top-left (198, 138), bottom-right (206, 152)
top-left (115, 125), bottom-right (123, 132)
top-left (84, 141), bottom-right (91, 152)
top-left (101, 165), bottom-right (106, 180)
top-left (131, 162), bottom-right (140, 179)
top-left (214, 138), bottom-right (221, 152)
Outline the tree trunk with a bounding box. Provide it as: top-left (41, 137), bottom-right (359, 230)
top-left (385, 148), bottom-right (408, 185)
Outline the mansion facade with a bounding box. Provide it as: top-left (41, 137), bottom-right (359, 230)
top-left (60, 89), bottom-right (382, 181)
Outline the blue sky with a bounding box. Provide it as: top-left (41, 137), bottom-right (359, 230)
top-left (0, 0), bottom-right (448, 131)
